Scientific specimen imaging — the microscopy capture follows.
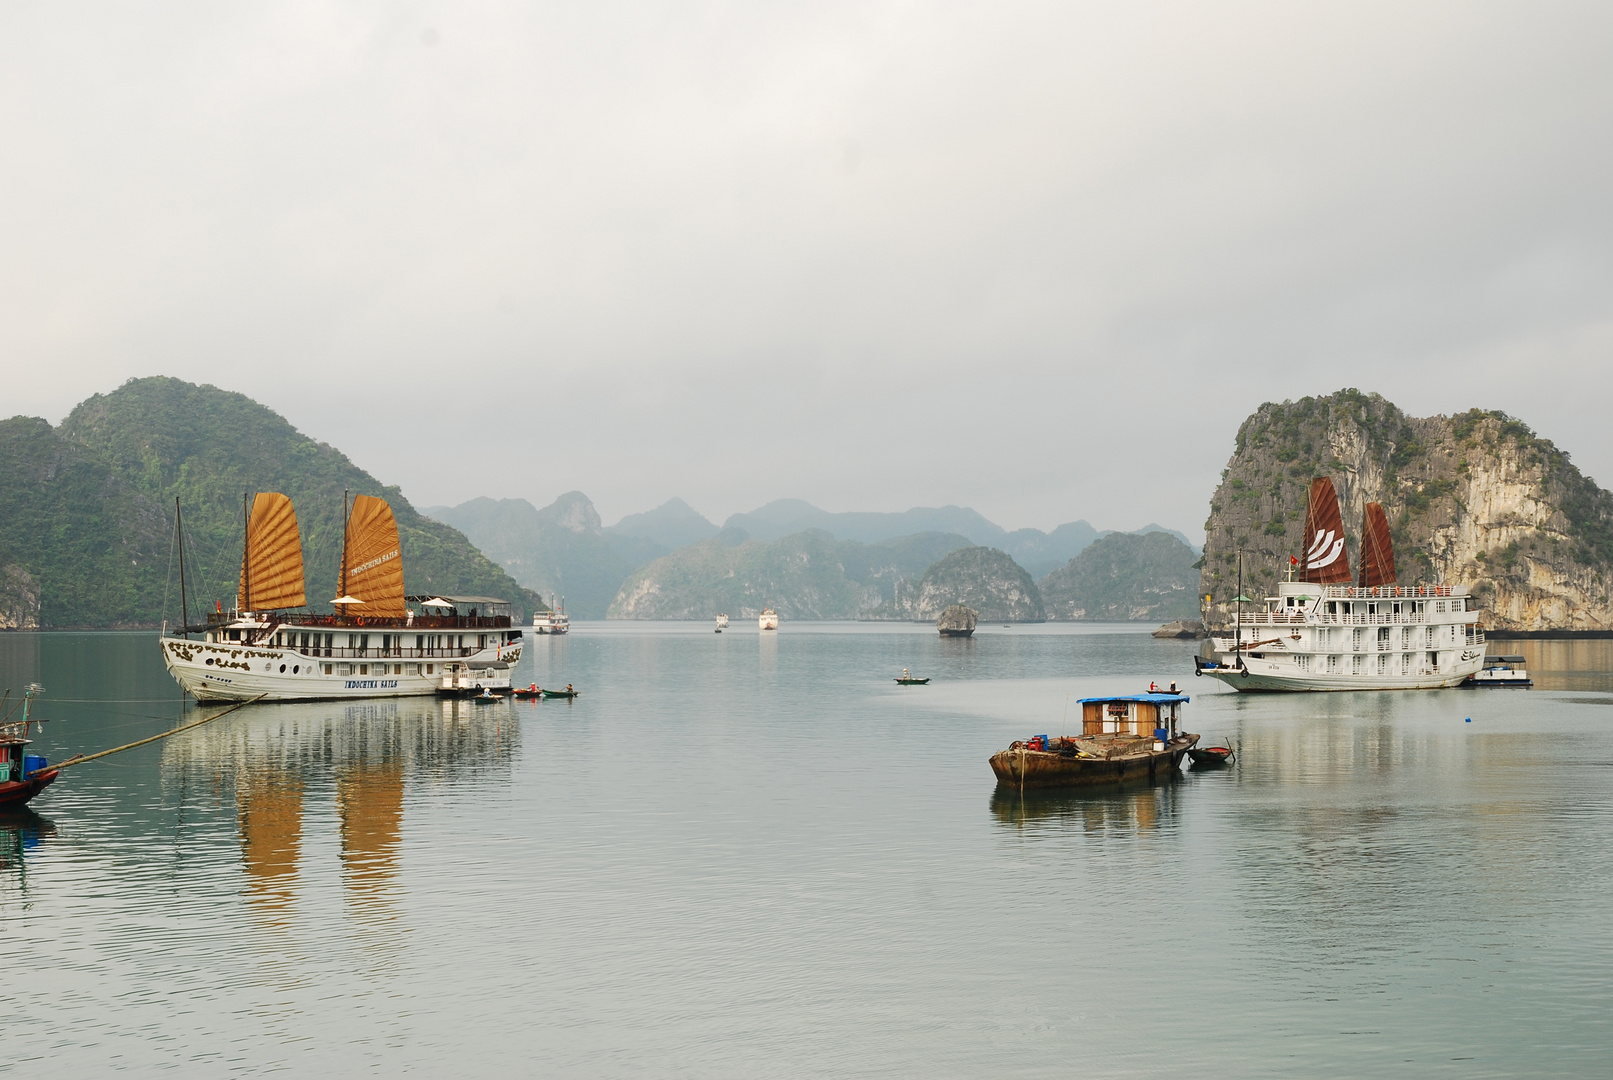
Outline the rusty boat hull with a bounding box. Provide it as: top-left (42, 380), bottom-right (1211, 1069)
top-left (0, 769), bottom-right (60, 809)
top-left (990, 735), bottom-right (1198, 789)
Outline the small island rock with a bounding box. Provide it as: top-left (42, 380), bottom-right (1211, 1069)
top-left (938, 604), bottom-right (979, 637)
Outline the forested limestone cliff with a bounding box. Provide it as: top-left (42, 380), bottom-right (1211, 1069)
top-left (0, 378), bottom-right (539, 627)
top-left (1200, 390), bottom-right (1613, 631)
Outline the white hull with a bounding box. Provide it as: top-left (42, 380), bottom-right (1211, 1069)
top-left (759, 609), bottom-right (779, 631)
top-left (161, 636), bottom-right (521, 702)
top-left (1202, 655), bottom-right (1483, 692)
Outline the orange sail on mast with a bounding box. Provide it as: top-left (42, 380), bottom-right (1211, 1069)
top-left (1300, 477), bottom-right (1352, 585)
top-left (341, 495), bottom-right (406, 616)
top-left (237, 492), bottom-right (307, 611)
top-left (1357, 502), bottom-right (1397, 587)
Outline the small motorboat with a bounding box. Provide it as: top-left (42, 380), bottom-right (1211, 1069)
top-left (0, 686), bottom-right (59, 809)
top-left (1187, 742), bottom-right (1235, 767)
top-left (1466, 655), bottom-right (1533, 687)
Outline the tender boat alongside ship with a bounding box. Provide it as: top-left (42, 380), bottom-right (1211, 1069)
top-left (161, 492), bottom-right (522, 702)
top-left (990, 692), bottom-right (1198, 788)
top-left (1196, 478), bottom-right (1486, 692)
top-left (1467, 655), bottom-right (1532, 687)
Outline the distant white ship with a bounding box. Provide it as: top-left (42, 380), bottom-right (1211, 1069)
top-left (758, 608), bottom-right (779, 631)
top-left (533, 598), bottom-right (570, 635)
top-left (1196, 478), bottom-right (1485, 692)
top-left (716, 613), bottom-right (730, 629)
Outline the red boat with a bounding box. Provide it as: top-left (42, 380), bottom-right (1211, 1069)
top-left (0, 686), bottom-right (58, 809)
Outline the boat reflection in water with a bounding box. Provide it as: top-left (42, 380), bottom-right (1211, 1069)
top-left (159, 698), bottom-right (520, 943)
top-left (990, 777), bottom-right (1182, 832)
top-left (0, 809), bottom-right (57, 894)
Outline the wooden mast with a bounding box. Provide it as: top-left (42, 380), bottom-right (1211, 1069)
top-left (176, 498), bottom-right (189, 639)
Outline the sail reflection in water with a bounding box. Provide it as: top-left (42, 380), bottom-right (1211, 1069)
top-left (159, 698), bottom-right (521, 941)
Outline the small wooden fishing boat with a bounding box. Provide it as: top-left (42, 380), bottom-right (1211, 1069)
top-left (895, 677), bottom-right (930, 685)
top-left (1187, 742), bottom-right (1235, 767)
top-left (0, 686), bottom-right (59, 810)
top-left (511, 686), bottom-right (544, 699)
top-left (472, 692), bottom-right (504, 704)
top-left (540, 688), bottom-right (580, 699)
top-left (990, 692), bottom-right (1197, 789)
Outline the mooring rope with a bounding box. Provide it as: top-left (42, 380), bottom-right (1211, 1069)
top-left (53, 695), bottom-right (266, 770)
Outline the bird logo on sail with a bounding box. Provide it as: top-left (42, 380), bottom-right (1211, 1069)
top-left (1305, 528), bottom-right (1345, 570)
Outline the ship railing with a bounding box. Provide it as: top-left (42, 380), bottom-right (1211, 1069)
top-left (1236, 612), bottom-right (1438, 627)
top-left (1312, 585), bottom-right (1462, 599)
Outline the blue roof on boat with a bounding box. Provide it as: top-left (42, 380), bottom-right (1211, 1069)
top-left (1077, 693), bottom-right (1189, 704)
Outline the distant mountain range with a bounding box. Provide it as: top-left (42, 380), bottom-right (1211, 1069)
top-left (426, 491), bottom-right (1199, 623)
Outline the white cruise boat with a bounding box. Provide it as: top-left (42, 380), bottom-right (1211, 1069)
top-left (1196, 478), bottom-right (1485, 692)
top-left (161, 492), bottom-right (522, 702)
top-left (759, 608), bottom-right (779, 631)
top-left (533, 599), bottom-right (570, 635)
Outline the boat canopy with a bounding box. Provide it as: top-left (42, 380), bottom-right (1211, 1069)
top-left (1076, 693), bottom-right (1189, 705)
top-left (238, 492), bottom-right (306, 611)
top-left (408, 595), bottom-right (511, 614)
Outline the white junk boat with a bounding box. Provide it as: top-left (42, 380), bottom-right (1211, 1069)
top-left (758, 608), bottom-right (779, 631)
top-left (1196, 478), bottom-right (1485, 692)
top-left (161, 492), bottom-right (523, 702)
top-left (533, 598), bottom-right (570, 635)
top-left (715, 613), bottom-right (730, 630)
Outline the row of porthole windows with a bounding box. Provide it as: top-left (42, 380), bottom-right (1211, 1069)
top-left (203, 657), bottom-right (439, 677)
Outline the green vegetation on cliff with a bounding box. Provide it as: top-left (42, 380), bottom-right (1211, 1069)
top-left (1202, 388), bottom-right (1613, 630)
top-left (609, 529), bottom-right (973, 619)
top-left (1040, 531), bottom-right (1199, 621)
top-left (0, 377), bottom-right (539, 627)
top-left (427, 493), bottom-right (632, 619)
top-left (880, 545), bottom-right (1046, 622)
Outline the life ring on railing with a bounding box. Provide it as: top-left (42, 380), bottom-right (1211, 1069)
top-left (1241, 667), bottom-right (1251, 678)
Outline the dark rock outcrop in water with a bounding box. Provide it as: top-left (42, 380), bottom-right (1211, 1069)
top-left (1151, 619), bottom-right (1205, 639)
top-left (937, 604), bottom-right (978, 636)
top-left (1202, 389), bottom-right (1613, 631)
top-left (1039, 531), bottom-right (1200, 621)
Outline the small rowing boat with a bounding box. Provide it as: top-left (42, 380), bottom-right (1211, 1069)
top-left (512, 686), bottom-right (543, 699)
top-left (1187, 743), bottom-right (1235, 767)
top-left (541, 687), bottom-right (580, 699)
top-left (895, 669), bottom-right (929, 685)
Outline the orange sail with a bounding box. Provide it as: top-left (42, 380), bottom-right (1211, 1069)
top-left (341, 495), bottom-right (406, 616)
top-left (1300, 477), bottom-right (1352, 584)
top-left (1357, 502), bottom-right (1397, 587)
top-left (237, 492), bottom-right (307, 611)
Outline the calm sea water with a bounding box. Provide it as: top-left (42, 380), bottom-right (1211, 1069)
top-left (1, 625), bottom-right (1610, 1077)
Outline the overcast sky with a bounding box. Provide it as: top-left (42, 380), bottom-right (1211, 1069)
top-left (5, 2), bottom-right (1612, 539)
